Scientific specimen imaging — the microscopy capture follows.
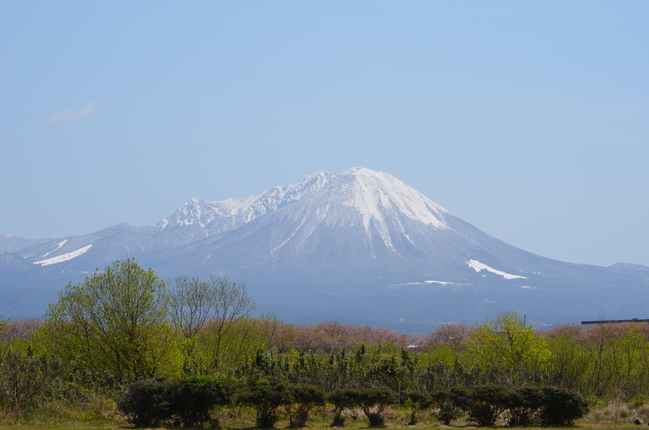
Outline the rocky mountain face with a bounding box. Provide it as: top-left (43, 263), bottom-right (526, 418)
top-left (2, 167), bottom-right (648, 333)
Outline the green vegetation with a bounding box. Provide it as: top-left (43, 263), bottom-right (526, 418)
top-left (1, 259), bottom-right (649, 427)
top-left (117, 376), bottom-right (234, 427)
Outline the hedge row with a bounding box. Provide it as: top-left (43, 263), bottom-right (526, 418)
top-left (433, 385), bottom-right (589, 426)
top-left (118, 377), bottom-right (589, 428)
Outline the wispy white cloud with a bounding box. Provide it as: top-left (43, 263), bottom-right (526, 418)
top-left (43, 101), bottom-right (107, 124)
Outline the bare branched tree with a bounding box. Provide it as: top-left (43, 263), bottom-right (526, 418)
top-left (166, 274), bottom-right (256, 372)
top-left (167, 276), bottom-right (214, 339)
top-left (208, 275), bottom-right (256, 370)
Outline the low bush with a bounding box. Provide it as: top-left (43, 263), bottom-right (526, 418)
top-left (288, 384), bottom-right (325, 428)
top-left (465, 385), bottom-right (511, 426)
top-left (117, 376), bottom-right (234, 427)
top-left (540, 387), bottom-right (589, 426)
top-left (168, 377), bottom-right (234, 426)
top-left (235, 379), bottom-right (292, 428)
top-left (356, 387), bottom-right (396, 427)
top-left (403, 390), bottom-right (431, 425)
top-left (432, 385), bottom-right (587, 427)
top-left (503, 386), bottom-right (544, 426)
top-left (117, 378), bottom-right (170, 426)
top-left (327, 388), bottom-right (359, 427)
top-left (432, 388), bottom-right (466, 425)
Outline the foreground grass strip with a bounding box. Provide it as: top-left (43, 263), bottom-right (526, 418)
top-left (0, 425), bottom-right (647, 430)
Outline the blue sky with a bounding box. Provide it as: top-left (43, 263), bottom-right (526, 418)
top-left (1, 1), bottom-right (648, 267)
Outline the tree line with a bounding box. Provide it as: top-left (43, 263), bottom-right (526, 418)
top-left (0, 259), bottom-right (647, 424)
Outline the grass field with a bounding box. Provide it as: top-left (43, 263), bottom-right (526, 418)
top-left (0, 425), bottom-right (647, 430)
top-left (0, 420), bottom-right (648, 430)
top-left (1, 400), bottom-right (647, 430)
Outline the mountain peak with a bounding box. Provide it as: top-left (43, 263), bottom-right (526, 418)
top-left (331, 167), bottom-right (449, 230)
top-left (155, 168), bottom-right (450, 235)
top-left (341, 167), bottom-right (397, 182)
top-left (343, 166), bottom-right (379, 174)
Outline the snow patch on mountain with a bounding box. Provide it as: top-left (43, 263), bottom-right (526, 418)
top-left (425, 280), bottom-right (457, 285)
top-left (33, 245), bottom-right (92, 266)
top-left (467, 259), bottom-right (527, 280)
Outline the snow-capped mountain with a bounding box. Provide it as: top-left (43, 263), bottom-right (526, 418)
top-left (154, 170), bottom-right (332, 233)
top-left (155, 167), bottom-right (452, 264)
top-left (2, 167), bottom-right (649, 332)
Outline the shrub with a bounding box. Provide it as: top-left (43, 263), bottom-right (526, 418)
top-left (117, 378), bottom-right (170, 426)
top-left (433, 385), bottom-right (511, 426)
top-left (235, 379), bottom-right (292, 428)
top-left (539, 387), bottom-right (589, 426)
top-left (432, 388), bottom-right (466, 425)
top-left (503, 386), bottom-right (544, 426)
top-left (287, 384), bottom-right (325, 428)
top-left (327, 388), bottom-right (359, 427)
top-left (356, 387), bottom-right (396, 427)
top-left (168, 377), bottom-right (234, 426)
top-left (438, 401), bottom-right (462, 425)
top-left (433, 385), bottom-right (588, 427)
top-left (117, 377), bottom-right (234, 427)
top-left (403, 390), bottom-right (431, 425)
top-left (466, 385), bottom-right (511, 426)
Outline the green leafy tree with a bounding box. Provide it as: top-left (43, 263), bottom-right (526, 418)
top-left (365, 349), bottom-right (417, 403)
top-left (579, 323), bottom-right (627, 396)
top-left (616, 324), bottom-right (649, 396)
top-left (46, 259), bottom-right (178, 386)
top-left (543, 332), bottom-right (589, 391)
top-left (468, 311), bottom-right (551, 385)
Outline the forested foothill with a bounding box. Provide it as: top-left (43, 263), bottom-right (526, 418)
top-left (1, 260), bottom-right (649, 427)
